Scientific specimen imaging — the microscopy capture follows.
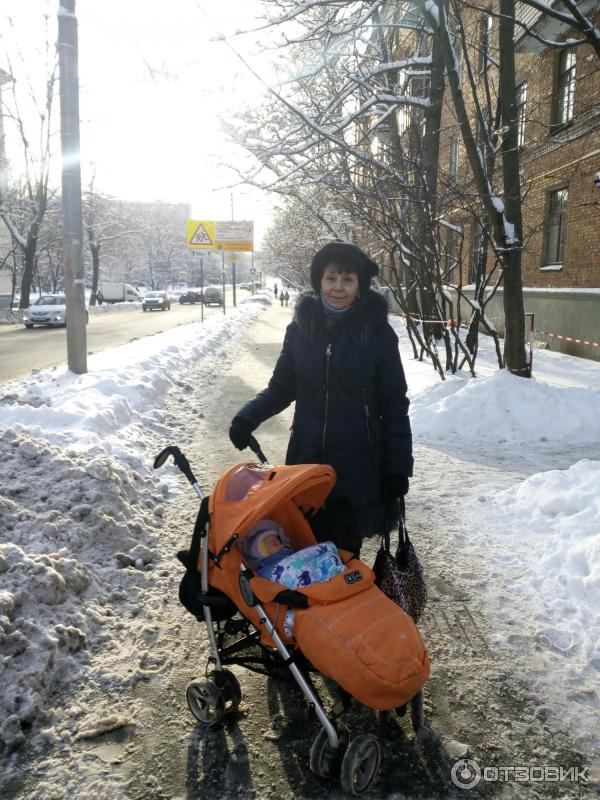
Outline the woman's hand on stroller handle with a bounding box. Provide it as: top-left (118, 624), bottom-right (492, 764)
top-left (248, 436), bottom-right (268, 465)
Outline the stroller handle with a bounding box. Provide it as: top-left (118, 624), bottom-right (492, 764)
top-left (153, 445), bottom-right (198, 487)
top-left (248, 435), bottom-right (268, 465)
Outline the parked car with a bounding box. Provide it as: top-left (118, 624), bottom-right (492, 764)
top-left (179, 290), bottom-right (203, 305)
top-left (202, 286), bottom-right (223, 307)
top-left (22, 294), bottom-right (89, 328)
top-left (142, 291), bottom-right (171, 312)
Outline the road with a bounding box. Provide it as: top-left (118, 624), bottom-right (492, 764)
top-left (0, 289), bottom-right (245, 384)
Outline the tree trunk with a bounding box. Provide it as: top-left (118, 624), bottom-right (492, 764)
top-left (89, 240), bottom-right (100, 306)
top-left (420, 31), bottom-right (445, 342)
top-left (499, 0), bottom-right (527, 374)
top-left (20, 238), bottom-right (37, 308)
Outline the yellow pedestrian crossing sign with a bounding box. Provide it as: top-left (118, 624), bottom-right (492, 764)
top-left (187, 220), bottom-right (216, 248)
top-left (187, 219), bottom-right (253, 251)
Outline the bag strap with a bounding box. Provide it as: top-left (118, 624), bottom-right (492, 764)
top-left (396, 496), bottom-right (412, 569)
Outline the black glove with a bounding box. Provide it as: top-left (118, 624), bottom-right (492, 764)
top-left (382, 474), bottom-right (409, 500)
top-left (229, 417), bottom-right (255, 451)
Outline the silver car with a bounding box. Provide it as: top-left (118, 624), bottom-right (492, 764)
top-left (22, 294), bottom-right (88, 328)
top-left (142, 290), bottom-right (171, 312)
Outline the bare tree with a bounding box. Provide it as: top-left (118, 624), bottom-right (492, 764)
top-left (0, 20), bottom-right (58, 309)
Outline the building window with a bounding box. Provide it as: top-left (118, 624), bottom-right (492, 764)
top-left (478, 14), bottom-right (493, 73)
top-left (445, 226), bottom-right (460, 280)
top-left (554, 49), bottom-right (576, 126)
top-left (516, 81), bottom-right (527, 147)
top-left (449, 135), bottom-right (460, 179)
top-left (470, 219), bottom-right (485, 282)
top-left (543, 187), bottom-right (569, 265)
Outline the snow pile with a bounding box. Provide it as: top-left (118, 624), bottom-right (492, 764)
top-left (0, 296), bottom-right (265, 749)
top-left (409, 368), bottom-right (600, 448)
top-left (483, 459), bottom-right (600, 754)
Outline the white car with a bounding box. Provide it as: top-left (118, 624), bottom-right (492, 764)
top-left (22, 294), bottom-right (88, 328)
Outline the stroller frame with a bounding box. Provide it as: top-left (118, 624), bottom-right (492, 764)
top-left (156, 445), bottom-right (340, 748)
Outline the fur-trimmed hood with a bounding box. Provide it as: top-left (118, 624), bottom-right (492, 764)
top-left (293, 289), bottom-right (390, 342)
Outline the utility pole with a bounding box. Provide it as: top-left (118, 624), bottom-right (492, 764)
top-left (57, 0), bottom-right (87, 373)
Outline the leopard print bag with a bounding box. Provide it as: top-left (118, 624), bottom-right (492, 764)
top-left (373, 502), bottom-right (427, 623)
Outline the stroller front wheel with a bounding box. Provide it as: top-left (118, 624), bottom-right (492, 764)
top-left (309, 722), bottom-right (349, 778)
top-left (340, 734), bottom-right (381, 795)
top-left (219, 669), bottom-right (242, 712)
top-left (186, 678), bottom-right (225, 726)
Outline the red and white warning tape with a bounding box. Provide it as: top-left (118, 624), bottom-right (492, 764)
top-left (397, 313), bottom-right (599, 348)
top-left (534, 330), bottom-right (600, 348)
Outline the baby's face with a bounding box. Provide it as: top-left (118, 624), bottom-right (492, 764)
top-left (259, 530), bottom-right (286, 555)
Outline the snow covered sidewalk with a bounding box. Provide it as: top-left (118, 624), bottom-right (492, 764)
top-left (1, 292), bottom-right (599, 796)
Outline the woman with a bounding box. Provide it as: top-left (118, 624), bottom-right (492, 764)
top-left (229, 241), bottom-right (412, 554)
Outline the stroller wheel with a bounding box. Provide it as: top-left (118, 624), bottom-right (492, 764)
top-left (186, 678), bottom-right (225, 726)
top-left (219, 669), bottom-right (243, 712)
top-left (340, 734), bottom-right (381, 795)
top-left (309, 722), bottom-right (349, 778)
top-left (410, 690), bottom-right (424, 733)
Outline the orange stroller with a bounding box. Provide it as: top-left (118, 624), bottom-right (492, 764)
top-left (154, 442), bottom-right (429, 796)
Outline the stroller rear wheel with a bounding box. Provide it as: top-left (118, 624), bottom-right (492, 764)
top-left (186, 678), bottom-right (225, 726)
top-left (309, 722), bottom-right (349, 778)
top-left (340, 734), bottom-right (381, 795)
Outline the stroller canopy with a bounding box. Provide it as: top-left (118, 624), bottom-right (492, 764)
top-left (208, 462), bottom-right (336, 550)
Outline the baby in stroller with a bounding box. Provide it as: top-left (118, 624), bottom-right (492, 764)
top-left (237, 518), bottom-right (346, 635)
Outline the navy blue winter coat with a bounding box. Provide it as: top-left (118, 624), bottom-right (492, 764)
top-left (234, 290), bottom-right (413, 542)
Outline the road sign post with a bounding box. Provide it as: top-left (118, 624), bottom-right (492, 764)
top-left (200, 256), bottom-right (204, 325)
top-left (187, 219), bottom-right (254, 316)
top-left (221, 252), bottom-right (226, 315)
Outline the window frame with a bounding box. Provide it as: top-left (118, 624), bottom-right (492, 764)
top-left (542, 186), bottom-right (569, 267)
top-left (470, 219), bottom-right (485, 283)
top-left (553, 49), bottom-right (576, 128)
top-left (449, 135), bottom-right (460, 179)
top-left (516, 80), bottom-right (527, 148)
top-left (478, 14), bottom-right (493, 74)
top-left (445, 225), bottom-right (460, 281)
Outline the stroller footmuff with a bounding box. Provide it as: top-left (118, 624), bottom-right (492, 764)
top-left (156, 447), bottom-right (429, 796)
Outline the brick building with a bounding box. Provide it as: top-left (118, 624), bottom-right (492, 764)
top-left (437, 2), bottom-right (600, 290)
top-left (381, 1), bottom-right (600, 359)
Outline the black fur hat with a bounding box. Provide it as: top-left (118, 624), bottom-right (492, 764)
top-left (310, 241), bottom-right (379, 294)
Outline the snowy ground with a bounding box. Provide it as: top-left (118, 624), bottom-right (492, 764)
top-left (1, 292), bottom-right (599, 792)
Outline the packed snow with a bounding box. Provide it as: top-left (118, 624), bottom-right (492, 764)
top-left (0, 291), bottom-right (599, 775)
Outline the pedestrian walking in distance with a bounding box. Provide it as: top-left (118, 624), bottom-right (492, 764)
top-left (96, 290), bottom-right (104, 305)
top-left (279, 290), bottom-right (285, 307)
top-left (284, 290), bottom-right (290, 307)
top-left (274, 283), bottom-right (278, 297)
top-left (229, 241), bottom-right (412, 555)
